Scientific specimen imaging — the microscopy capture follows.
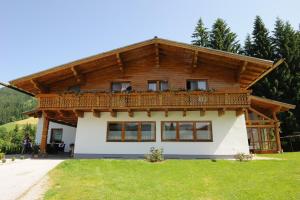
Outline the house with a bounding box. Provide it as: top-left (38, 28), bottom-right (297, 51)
top-left (9, 38), bottom-right (295, 158)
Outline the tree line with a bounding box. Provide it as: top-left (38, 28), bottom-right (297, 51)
top-left (191, 16), bottom-right (300, 136)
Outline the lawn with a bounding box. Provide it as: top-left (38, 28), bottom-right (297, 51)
top-left (45, 153), bottom-right (300, 200)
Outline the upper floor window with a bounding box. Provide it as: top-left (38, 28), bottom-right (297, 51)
top-left (111, 82), bottom-right (131, 92)
top-left (186, 80), bottom-right (207, 91)
top-left (148, 80), bottom-right (169, 91)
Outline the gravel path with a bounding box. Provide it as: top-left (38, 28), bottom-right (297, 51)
top-left (0, 158), bottom-right (63, 200)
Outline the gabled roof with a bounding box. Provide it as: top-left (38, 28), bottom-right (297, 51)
top-left (9, 37), bottom-right (277, 95)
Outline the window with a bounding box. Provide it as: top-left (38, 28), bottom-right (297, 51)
top-left (50, 129), bottom-right (63, 143)
top-left (107, 123), bottom-right (122, 141)
top-left (68, 85), bottom-right (81, 93)
top-left (186, 80), bottom-right (207, 91)
top-left (162, 121), bottom-right (212, 142)
top-left (111, 82), bottom-right (131, 92)
top-left (107, 122), bottom-right (156, 142)
top-left (148, 80), bottom-right (169, 91)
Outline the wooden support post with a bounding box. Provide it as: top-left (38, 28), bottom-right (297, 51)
top-left (40, 114), bottom-right (49, 154)
top-left (273, 112), bottom-right (282, 153)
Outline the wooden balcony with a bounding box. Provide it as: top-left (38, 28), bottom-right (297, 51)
top-left (37, 91), bottom-right (250, 111)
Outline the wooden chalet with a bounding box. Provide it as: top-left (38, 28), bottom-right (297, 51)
top-left (10, 38), bottom-right (295, 158)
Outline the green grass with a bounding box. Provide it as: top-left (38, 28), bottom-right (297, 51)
top-left (0, 117), bottom-right (37, 131)
top-left (45, 153), bottom-right (300, 200)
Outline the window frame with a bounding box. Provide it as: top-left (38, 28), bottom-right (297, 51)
top-left (50, 128), bottom-right (63, 143)
top-left (111, 81), bottom-right (131, 92)
top-left (186, 79), bottom-right (208, 91)
top-left (161, 121), bottom-right (213, 142)
top-left (107, 121), bottom-right (156, 142)
top-left (147, 80), bottom-right (169, 91)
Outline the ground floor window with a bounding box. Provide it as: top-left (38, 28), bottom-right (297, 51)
top-left (161, 121), bottom-right (212, 142)
top-left (50, 129), bottom-right (63, 143)
top-left (107, 122), bottom-right (156, 142)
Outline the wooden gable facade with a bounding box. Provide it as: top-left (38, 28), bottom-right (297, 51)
top-left (9, 37), bottom-right (295, 154)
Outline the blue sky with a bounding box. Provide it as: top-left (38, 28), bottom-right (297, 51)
top-left (0, 0), bottom-right (299, 83)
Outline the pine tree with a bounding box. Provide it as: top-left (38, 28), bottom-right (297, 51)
top-left (209, 18), bottom-right (240, 53)
top-left (251, 16), bottom-right (273, 59)
top-left (191, 18), bottom-right (209, 47)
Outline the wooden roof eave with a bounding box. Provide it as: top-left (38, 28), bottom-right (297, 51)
top-left (250, 95), bottom-right (296, 112)
top-left (9, 37), bottom-right (273, 86)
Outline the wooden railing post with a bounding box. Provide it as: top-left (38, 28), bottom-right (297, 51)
top-left (273, 112), bottom-right (282, 153)
top-left (40, 114), bottom-right (49, 154)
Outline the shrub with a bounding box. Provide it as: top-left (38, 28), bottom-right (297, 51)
top-left (0, 152), bottom-right (4, 160)
top-left (145, 147), bottom-right (164, 162)
top-left (234, 153), bottom-right (253, 162)
top-left (11, 156), bottom-right (15, 161)
top-left (2, 158), bottom-right (6, 163)
top-left (20, 155), bottom-right (25, 160)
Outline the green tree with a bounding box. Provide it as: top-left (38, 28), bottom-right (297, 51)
top-left (209, 18), bottom-right (240, 53)
top-left (191, 18), bottom-right (209, 47)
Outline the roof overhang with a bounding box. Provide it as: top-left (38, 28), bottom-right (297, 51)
top-left (9, 37), bottom-right (275, 95)
top-left (250, 95), bottom-right (295, 112)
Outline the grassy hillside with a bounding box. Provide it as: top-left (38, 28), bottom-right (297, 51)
top-left (0, 117), bottom-right (38, 132)
top-left (0, 87), bottom-right (37, 125)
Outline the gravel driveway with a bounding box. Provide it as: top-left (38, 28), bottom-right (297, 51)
top-left (0, 158), bottom-right (63, 200)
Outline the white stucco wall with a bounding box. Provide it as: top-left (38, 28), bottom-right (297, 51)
top-left (74, 111), bottom-right (249, 157)
top-left (35, 117), bottom-right (76, 152)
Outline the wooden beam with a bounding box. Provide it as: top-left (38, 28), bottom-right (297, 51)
top-left (218, 108), bottom-right (225, 117)
top-left (74, 110), bottom-right (84, 118)
top-left (71, 66), bottom-right (85, 85)
top-left (110, 110), bottom-right (116, 117)
top-left (155, 43), bottom-right (160, 68)
top-left (147, 109), bottom-right (151, 117)
top-left (248, 107), bottom-right (273, 121)
top-left (246, 58), bottom-right (285, 89)
top-left (236, 61), bottom-right (248, 82)
top-left (30, 79), bottom-right (48, 93)
top-left (93, 109), bottom-right (101, 118)
top-left (193, 51), bottom-right (198, 68)
top-left (128, 109), bottom-right (134, 118)
top-left (236, 108), bottom-right (244, 117)
top-left (116, 53), bottom-right (123, 71)
top-left (183, 109), bottom-right (187, 117)
top-left (200, 109), bottom-right (206, 116)
top-left (164, 109), bottom-right (168, 117)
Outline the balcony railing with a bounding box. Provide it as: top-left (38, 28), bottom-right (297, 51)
top-left (37, 91), bottom-right (250, 110)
